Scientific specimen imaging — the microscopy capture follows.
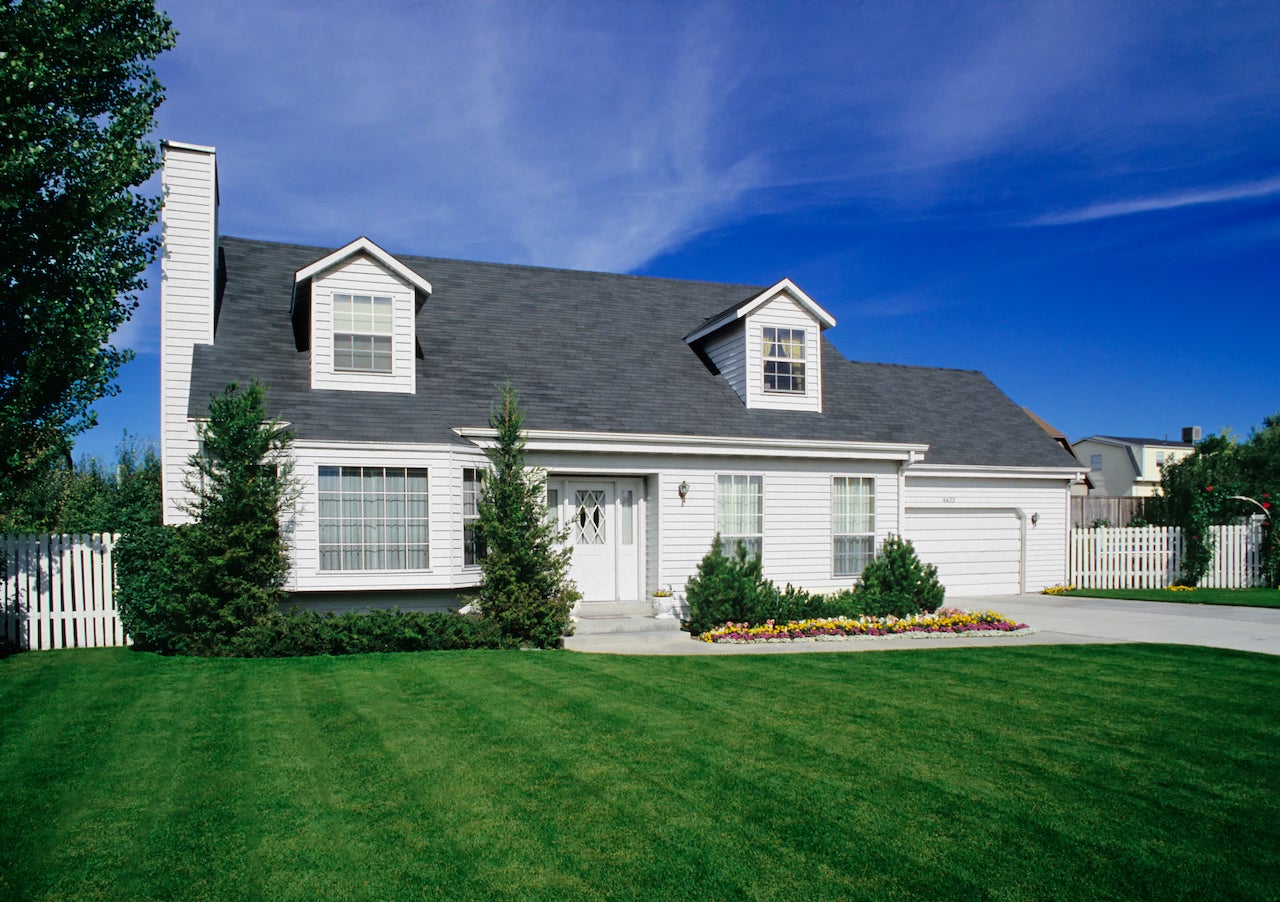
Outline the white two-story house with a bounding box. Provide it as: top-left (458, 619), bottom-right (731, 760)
top-left (160, 141), bottom-right (1084, 615)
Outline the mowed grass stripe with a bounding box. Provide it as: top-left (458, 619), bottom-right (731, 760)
top-left (1, 645), bottom-right (1276, 901)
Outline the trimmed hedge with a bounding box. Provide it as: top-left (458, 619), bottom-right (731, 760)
top-left (225, 609), bottom-right (516, 657)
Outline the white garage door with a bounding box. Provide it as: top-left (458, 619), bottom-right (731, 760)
top-left (904, 509), bottom-right (1023, 596)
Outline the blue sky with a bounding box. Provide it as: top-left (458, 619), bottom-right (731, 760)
top-left (82, 0), bottom-right (1280, 461)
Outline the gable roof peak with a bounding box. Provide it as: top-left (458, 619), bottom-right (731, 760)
top-left (684, 277), bottom-right (836, 343)
top-left (293, 236), bottom-right (433, 296)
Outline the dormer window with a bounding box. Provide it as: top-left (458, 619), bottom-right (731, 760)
top-left (295, 237), bottom-right (431, 395)
top-left (763, 327), bottom-right (805, 393)
top-left (333, 293), bottom-right (393, 373)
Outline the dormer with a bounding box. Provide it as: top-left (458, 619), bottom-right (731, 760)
top-left (685, 278), bottom-right (835, 412)
top-left (292, 237), bottom-right (432, 394)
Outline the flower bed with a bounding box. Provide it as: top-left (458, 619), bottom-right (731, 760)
top-left (699, 607), bottom-right (1031, 643)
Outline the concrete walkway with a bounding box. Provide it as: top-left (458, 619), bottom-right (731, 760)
top-left (562, 594), bottom-right (1280, 656)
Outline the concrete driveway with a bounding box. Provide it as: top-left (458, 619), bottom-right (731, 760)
top-left (562, 594), bottom-right (1280, 656)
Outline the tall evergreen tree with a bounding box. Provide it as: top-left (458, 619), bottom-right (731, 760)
top-left (117, 381), bottom-right (295, 655)
top-left (475, 383), bottom-right (579, 647)
top-left (0, 0), bottom-right (175, 512)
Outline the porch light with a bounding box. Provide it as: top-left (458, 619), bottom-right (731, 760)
top-left (1030, 512), bottom-right (1039, 527)
top-left (678, 480), bottom-right (689, 504)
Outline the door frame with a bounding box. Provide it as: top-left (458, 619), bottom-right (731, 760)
top-left (552, 476), bottom-right (646, 602)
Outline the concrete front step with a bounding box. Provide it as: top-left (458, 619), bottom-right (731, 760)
top-left (576, 599), bottom-right (652, 618)
top-left (572, 613), bottom-right (685, 635)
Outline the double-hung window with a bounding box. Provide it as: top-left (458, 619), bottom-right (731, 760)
top-left (333, 293), bottom-right (394, 373)
top-left (833, 476), bottom-right (875, 578)
top-left (762, 326), bottom-right (805, 393)
top-left (463, 468), bottom-right (483, 567)
top-left (318, 466), bottom-right (429, 570)
top-left (716, 474), bottom-right (763, 559)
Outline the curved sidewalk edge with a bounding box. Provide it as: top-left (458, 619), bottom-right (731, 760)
top-left (563, 594), bottom-right (1280, 656)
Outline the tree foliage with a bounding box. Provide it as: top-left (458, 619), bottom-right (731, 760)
top-left (1153, 416), bottom-right (1280, 586)
top-left (475, 383), bottom-right (579, 648)
top-left (0, 433), bottom-right (160, 535)
top-left (0, 433), bottom-right (161, 534)
top-left (0, 0), bottom-right (175, 511)
top-left (117, 382), bottom-right (295, 654)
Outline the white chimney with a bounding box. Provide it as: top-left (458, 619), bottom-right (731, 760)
top-left (159, 140), bottom-right (218, 524)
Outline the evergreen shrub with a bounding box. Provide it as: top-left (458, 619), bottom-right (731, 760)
top-left (683, 532), bottom-right (945, 636)
top-left (683, 535), bottom-right (774, 635)
top-left (475, 383), bottom-right (580, 648)
top-left (857, 534), bottom-right (945, 617)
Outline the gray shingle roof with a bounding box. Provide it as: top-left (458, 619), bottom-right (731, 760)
top-left (188, 236), bottom-right (1080, 469)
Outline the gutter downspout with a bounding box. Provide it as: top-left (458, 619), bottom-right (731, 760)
top-left (897, 450), bottom-right (918, 538)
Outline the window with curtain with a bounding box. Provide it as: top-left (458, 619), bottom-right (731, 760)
top-left (318, 466), bottom-right (428, 570)
top-left (463, 468), bottom-right (483, 567)
top-left (716, 474), bottom-right (763, 559)
top-left (762, 326), bottom-right (805, 393)
top-left (832, 476), bottom-right (875, 578)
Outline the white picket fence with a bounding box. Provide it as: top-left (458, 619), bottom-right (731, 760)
top-left (1070, 521), bottom-right (1265, 589)
top-left (2, 533), bottom-right (127, 651)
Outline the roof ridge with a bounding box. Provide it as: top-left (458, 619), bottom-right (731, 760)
top-left (219, 234), bottom-right (766, 293)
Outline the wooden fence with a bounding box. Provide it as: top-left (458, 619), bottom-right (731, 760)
top-left (1070, 521), bottom-right (1264, 589)
top-left (2, 533), bottom-right (127, 651)
top-left (1070, 496), bottom-right (1152, 529)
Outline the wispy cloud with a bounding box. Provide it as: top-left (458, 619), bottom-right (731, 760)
top-left (1029, 175), bottom-right (1280, 226)
top-left (153, 0), bottom-right (769, 274)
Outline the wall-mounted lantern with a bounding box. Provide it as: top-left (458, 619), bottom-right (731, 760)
top-left (678, 480), bottom-right (689, 504)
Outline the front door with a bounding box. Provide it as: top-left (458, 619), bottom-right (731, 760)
top-left (564, 480), bottom-right (641, 601)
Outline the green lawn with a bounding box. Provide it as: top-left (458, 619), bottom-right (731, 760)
top-left (1062, 587), bottom-right (1280, 607)
top-left (2, 646), bottom-right (1277, 901)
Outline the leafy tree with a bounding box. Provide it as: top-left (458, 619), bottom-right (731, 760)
top-left (475, 383), bottom-right (579, 648)
top-left (1153, 419), bottom-right (1279, 586)
top-left (0, 433), bottom-right (161, 534)
top-left (117, 382), bottom-right (295, 654)
top-left (0, 0), bottom-right (176, 516)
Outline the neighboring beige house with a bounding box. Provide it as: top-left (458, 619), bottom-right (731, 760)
top-left (1070, 435), bottom-right (1196, 497)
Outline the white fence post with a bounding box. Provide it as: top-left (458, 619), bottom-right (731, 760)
top-left (1070, 521), bottom-right (1265, 589)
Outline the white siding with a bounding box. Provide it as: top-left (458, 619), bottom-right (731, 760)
top-left (903, 475), bottom-right (1070, 595)
top-left (310, 257), bottom-right (417, 394)
top-left (160, 143), bottom-right (218, 525)
top-left (703, 322), bottom-right (747, 403)
top-left (641, 457), bottom-right (900, 597)
top-left (744, 293), bottom-right (823, 412)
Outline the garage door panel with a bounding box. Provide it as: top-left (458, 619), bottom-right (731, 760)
top-left (904, 509), bottom-right (1022, 597)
